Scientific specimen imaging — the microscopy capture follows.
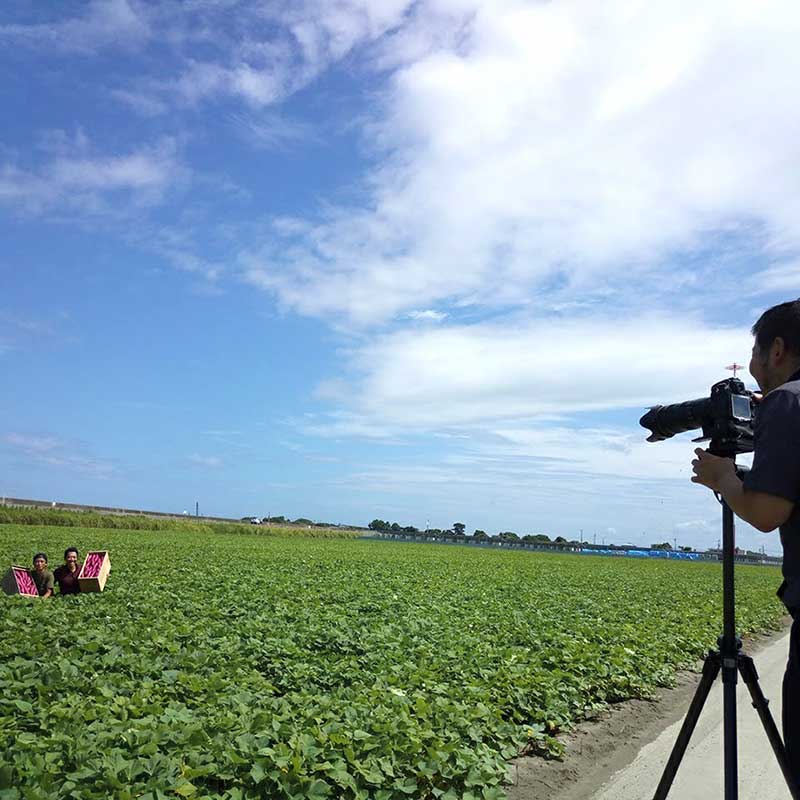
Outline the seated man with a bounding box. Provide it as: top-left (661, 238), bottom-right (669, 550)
top-left (30, 553), bottom-right (54, 598)
top-left (53, 547), bottom-right (81, 595)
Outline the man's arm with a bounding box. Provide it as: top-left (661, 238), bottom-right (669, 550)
top-left (691, 448), bottom-right (795, 532)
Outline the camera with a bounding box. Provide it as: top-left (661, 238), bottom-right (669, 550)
top-left (639, 377), bottom-right (755, 455)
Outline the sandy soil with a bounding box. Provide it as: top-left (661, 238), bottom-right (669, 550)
top-left (505, 624), bottom-right (791, 800)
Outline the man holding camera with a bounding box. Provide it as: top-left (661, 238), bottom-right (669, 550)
top-left (691, 298), bottom-right (800, 783)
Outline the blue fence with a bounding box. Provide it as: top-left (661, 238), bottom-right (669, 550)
top-left (582, 547), bottom-right (701, 561)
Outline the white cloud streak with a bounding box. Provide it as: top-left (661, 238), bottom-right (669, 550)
top-left (104, 0), bottom-right (416, 113)
top-left (315, 315), bottom-right (753, 430)
top-left (2, 433), bottom-right (116, 479)
top-left (0, 311), bottom-right (68, 356)
top-left (0, 0), bottom-right (149, 54)
top-left (750, 262), bottom-right (800, 294)
top-left (187, 454), bottom-right (225, 469)
top-left (228, 112), bottom-right (321, 150)
top-left (0, 138), bottom-right (185, 215)
top-left (406, 309), bottom-right (448, 322)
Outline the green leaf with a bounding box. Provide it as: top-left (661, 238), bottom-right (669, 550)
top-left (305, 779), bottom-right (331, 799)
top-left (0, 766), bottom-right (13, 789)
top-left (250, 763), bottom-right (266, 784)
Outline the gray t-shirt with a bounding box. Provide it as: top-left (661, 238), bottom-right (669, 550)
top-left (743, 368), bottom-right (800, 608)
top-left (30, 568), bottom-right (54, 597)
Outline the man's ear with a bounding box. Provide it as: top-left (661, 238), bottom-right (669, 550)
top-left (771, 336), bottom-right (787, 365)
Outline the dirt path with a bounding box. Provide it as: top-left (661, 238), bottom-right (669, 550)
top-left (506, 624), bottom-right (792, 800)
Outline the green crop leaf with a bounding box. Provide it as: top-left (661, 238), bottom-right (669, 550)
top-left (304, 779), bottom-right (331, 799)
top-left (250, 763), bottom-right (266, 784)
top-left (0, 768), bottom-right (14, 791)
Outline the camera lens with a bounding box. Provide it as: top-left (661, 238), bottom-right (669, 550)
top-left (640, 398), bottom-right (711, 442)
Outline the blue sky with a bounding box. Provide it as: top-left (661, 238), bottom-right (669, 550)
top-left (2, 0), bottom-right (799, 553)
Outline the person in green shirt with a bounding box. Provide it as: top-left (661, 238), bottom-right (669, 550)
top-left (30, 553), bottom-right (54, 598)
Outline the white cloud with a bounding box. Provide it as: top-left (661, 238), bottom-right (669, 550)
top-left (50, 152), bottom-right (171, 192)
top-left (405, 309), bottom-right (448, 322)
top-left (318, 315), bottom-right (752, 430)
top-left (0, 311), bottom-right (66, 355)
top-left (750, 262), bottom-right (800, 294)
top-left (297, 410), bottom-right (404, 441)
top-left (484, 423), bottom-right (751, 482)
top-left (228, 112), bottom-right (320, 150)
top-left (0, 0), bottom-right (149, 54)
top-left (2, 433), bottom-right (116, 479)
top-left (114, 0), bottom-right (415, 113)
top-left (131, 223), bottom-right (226, 282)
top-left (108, 88), bottom-right (169, 117)
top-left (0, 138), bottom-right (185, 215)
top-left (240, 0), bottom-right (800, 325)
top-left (187, 454), bottom-right (225, 468)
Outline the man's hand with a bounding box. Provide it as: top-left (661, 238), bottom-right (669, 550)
top-left (691, 448), bottom-right (737, 492)
top-left (690, 447), bottom-right (794, 532)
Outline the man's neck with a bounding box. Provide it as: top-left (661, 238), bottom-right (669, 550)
top-left (768, 360), bottom-right (800, 392)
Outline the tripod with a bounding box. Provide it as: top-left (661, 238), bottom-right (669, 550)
top-left (653, 456), bottom-right (799, 799)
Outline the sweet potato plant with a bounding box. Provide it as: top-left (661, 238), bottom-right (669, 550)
top-left (0, 524), bottom-right (785, 799)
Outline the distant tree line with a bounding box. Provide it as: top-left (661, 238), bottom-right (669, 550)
top-left (650, 543), bottom-right (694, 552)
top-left (246, 515), bottom-right (351, 529)
top-left (367, 519), bottom-right (578, 545)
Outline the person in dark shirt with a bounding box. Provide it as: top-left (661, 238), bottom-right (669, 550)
top-left (30, 552), bottom-right (54, 598)
top-left (53, 547), bottom-right (81, 595)
top-left (691, 298), bottom-right (800, 785)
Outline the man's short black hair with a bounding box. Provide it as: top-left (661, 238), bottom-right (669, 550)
top-left (64, 547), bottom-right (79, 560)
top-left (752, 299), bottom-right (800, 355)
top-left (33, 552), bottom-right (48, 564)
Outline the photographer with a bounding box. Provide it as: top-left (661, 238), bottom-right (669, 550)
top-left (691, 298), bottom-right (800, 783)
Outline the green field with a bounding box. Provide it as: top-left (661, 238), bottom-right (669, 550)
top-left (0, 523), bottom-right (786, 800)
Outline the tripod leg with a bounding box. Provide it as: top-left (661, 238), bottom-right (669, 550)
top-left (653, 653), bottom-right (721, 800)
top-left (722, 657), bottom-right (738, 800)
top-left (738, 654), bottom-right (800, 800)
